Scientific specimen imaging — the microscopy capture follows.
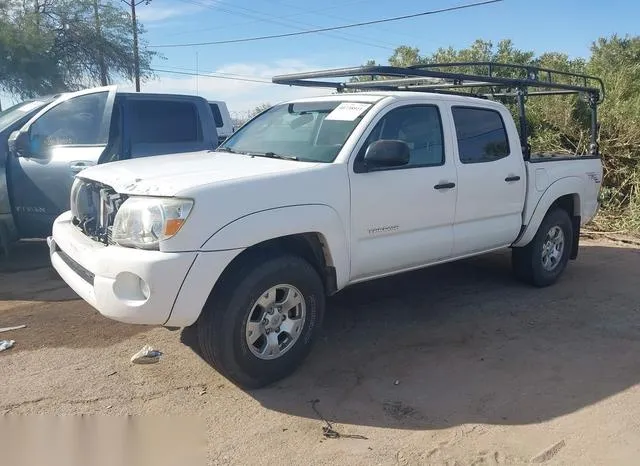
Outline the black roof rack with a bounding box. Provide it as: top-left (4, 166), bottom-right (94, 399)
top-left (272, 62), bottom-right (605, 157)
top-left (272, 62), bottom-right (604, 102)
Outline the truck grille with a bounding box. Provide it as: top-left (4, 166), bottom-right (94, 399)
top-left (70, 179), bottom-right (125, 245)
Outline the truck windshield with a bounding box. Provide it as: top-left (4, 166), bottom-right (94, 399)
top-left (218, 100), bottom-right (373, 163)
top-left (0, 99), bottom-right (49, 132)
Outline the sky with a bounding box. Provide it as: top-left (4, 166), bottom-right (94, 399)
top-left (3, 0), bottom-right (639, 114)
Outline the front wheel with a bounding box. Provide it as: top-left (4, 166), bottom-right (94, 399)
top-left (197, 254), bottom-right (325, 389)
top-left (512, 208), bottom-right (573, 287)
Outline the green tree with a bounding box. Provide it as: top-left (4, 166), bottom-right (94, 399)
top-left (587, 35), bottom-right (640, 219)
top-left (0, 0), bottom-right (158, 98)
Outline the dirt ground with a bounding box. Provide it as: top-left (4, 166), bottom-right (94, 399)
top-left (1, 237), bottom-right (639, 465)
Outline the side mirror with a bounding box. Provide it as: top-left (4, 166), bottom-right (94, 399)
top-left (7, 130), bottom-right (31, 158)
top-left (363, 140), bottom-right (410, 170)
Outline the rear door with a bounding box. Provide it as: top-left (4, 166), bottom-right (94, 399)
top-left (449, 104), bottom-right (526, 256)
top-left (8, 86), bottom-right (116, 238)
top-left (123, 96), bottom-right (216, 159)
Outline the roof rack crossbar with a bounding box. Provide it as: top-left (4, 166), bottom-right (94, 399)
top-left (409, 61), bottom-right (601, 88)
top-left (343, 84), bottom-right (489, 99)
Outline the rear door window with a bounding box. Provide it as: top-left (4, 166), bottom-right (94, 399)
top-left (129, 100), bottom-right (202, 144)
top-left (451, 106), bottom-right (510, 164)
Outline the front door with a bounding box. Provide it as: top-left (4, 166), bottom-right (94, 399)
top-left (349, 103), bottom-right (458, 281)
top-left (449, 104), bottom-right (526, 256)
top-left (8, 86), bottom-right (116, 238)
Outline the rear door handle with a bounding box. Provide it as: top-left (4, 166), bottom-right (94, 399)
top-left (505, 175), bottom-right (521, 182)
top-left (434, 182), bottom-right (456, 190)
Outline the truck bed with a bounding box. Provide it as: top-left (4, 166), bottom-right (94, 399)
top-left (522, 154), bottom-right (602, 228)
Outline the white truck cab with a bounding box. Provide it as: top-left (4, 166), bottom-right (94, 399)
top-left (49, 63), bottom-right (604, 388)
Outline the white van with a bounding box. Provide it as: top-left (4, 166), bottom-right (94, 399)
top-left (208, 100), bottom-right (234, 145)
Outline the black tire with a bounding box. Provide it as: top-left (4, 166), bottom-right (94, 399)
top-left (512, 208), bottom-right (573, 287)
top-left (197, 253), bottom-right (325, 389)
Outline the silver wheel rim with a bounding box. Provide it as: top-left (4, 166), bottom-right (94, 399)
top-left (245, 284), bottom-right (306, 360)
top-left (541, 225), bottom-right (565, 272)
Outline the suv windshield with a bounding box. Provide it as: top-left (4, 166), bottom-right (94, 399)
top-left (218, 100), bottom-right (373, 163)
top-left (0, 99), bottom-right (51, 132)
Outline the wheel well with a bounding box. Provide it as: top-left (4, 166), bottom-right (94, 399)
top-left (550, 194), bottom-right (581, 260)
top-left (551, 194), bottom-right (579, 217)
top-left (212, 233), bottom-right (337, 298)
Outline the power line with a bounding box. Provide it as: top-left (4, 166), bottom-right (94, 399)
top-left (151, 0), bottom-right (504, 48)
top-left (151, 68), bottom-right (272, 84)
top-left (268, 0), bottom-right (430, 45)
top-left (158, 64), bottom-right (273, 81)
top-left (160, 0), bottom-right (373, 39)
top-left (173, 0), bottom-right (395, 50)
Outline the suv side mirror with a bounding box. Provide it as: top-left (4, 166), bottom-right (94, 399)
top-left (7, 130), bottom-right (31, 158)
top-left (363, 140), bottom-right (410, 170)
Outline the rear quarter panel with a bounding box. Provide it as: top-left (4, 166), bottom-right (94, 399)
top-left (513, 156), bottom-right (602, 247)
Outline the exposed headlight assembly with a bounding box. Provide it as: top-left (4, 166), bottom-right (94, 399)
top-left (111, 197), bottom-right (193, 250)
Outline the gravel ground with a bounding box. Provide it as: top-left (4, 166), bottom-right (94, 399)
top-left (1, 238), bottom-right (639, 465)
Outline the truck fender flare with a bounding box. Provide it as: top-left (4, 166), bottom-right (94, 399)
top-left (200, 204), bottom-right (350, 289)
top-left (512, 177), bottom-right (583, 248)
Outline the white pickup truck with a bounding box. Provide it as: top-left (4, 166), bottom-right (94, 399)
top-left (48, 63), bottom-right (603, 388)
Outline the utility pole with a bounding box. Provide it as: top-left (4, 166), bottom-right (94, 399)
top-left (121, 0), bottom-right (151, 92)
top-left (93, 0), bottom-right (108, 86)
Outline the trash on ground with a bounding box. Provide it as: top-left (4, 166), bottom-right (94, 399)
top-left (0, 340), bottom-right (15, 352)
top-left (394, 379), bottom-right (400, 386)
top-left (309, 399), bottom-right (368, 440)
top-left (0, 324), bottom-right (26, 333)
top-left (130, 344), bottom-right (163, 364)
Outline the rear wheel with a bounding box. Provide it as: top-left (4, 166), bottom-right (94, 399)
top-left (512, 208), bottom-right (573, 287)
top-left (197, 253), bottom-right (325, 389)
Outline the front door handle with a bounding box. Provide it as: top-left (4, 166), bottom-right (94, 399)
top-left (505, 175), bottom-right (521, 182)
top-left (434, 182), bottom-right (456, 190)
top-left (69, 161), bottom-right (95, 173)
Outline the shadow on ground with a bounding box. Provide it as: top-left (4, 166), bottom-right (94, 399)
top-left (0, 241), bottom-right (75, 301)
top-left (184, 244), bottom-right (640, 430)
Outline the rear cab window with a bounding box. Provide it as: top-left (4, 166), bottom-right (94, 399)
top-left (129, 99), bottom-right (203, 144)
top-left (209, 103), bottom-right (224, 128)
top-left (451, 106), bottom-right (510, 164)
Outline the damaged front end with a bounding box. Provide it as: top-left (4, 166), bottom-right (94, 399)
top-left (70, 178), bottom-right (125, 245)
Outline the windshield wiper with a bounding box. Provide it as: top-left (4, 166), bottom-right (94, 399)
top-left (217, 147), bottom-right (299, 161)
top-left (255, 152), bottom-right (299, 161)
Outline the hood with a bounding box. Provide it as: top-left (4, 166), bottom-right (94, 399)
top-left (77, 150), bottom-right (320, 196)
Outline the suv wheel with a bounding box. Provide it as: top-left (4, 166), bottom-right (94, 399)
top-left (197, 253), bottom-right (325, 389)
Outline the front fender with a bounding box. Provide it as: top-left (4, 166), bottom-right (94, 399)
top-left (200, 204), bottom-right (350, 289)
top-left (513, 177), bottom-right (583, 248)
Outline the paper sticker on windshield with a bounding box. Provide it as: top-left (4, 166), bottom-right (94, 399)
top-left (325, 102), bottom-right (371, 121)
top-left (17, 101), bottom-right (45, 113)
